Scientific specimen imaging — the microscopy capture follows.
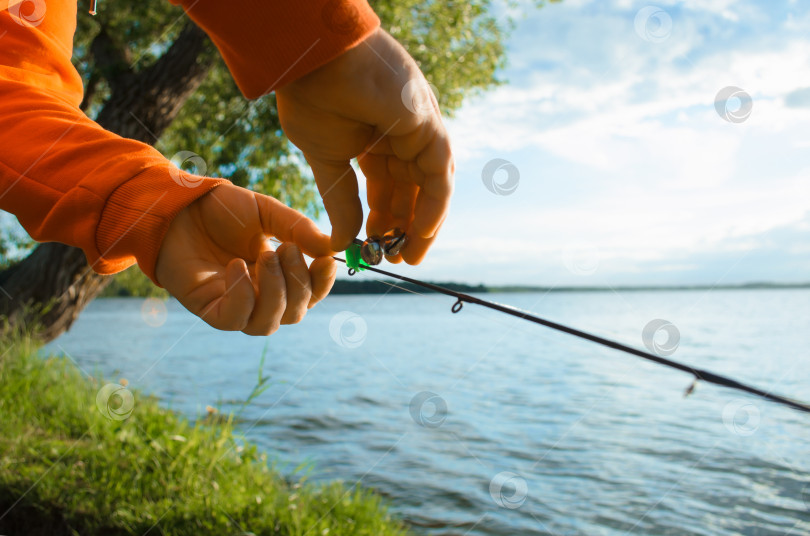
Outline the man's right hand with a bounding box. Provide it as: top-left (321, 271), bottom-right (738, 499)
top-left (275, 27), bottom-right (454, 265)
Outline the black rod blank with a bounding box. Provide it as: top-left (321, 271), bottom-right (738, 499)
top-left (334, 257), bottom-right (810, 414)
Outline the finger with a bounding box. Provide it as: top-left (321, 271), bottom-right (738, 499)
top-left (276, 243), bottom-right (312, 325)
top-left (242, 251), bottom-right (287, 336)
top-left (306, 156), bottom-right (363, 252)
top-left (377, 180), bottom-right (417, 264)
top-left (387, 156), bottom-right (411, 183)
top-left (367, 210), bottom-right (392, 244)
top-left (400, 233), bottom-right (435, 265)
top-left (387, 120), bottom-right (434, 161)
top-left (411, 133), bottom-right (454, 239)
top-left (412, 181), bottom-right (452, 240)
top-left (359, 152), bottom-right (394, 238)
top-left (402, 214), bottom-right (446, 265)
top-left (389, 179), bottom-right (418, 230)
top-left (254, 191), bottom-right (334, 258)
top-left (365, 133), bottom-right (395, 155)
top-left (308, 256), bottom-right (337, 309)
top-left (204, 258), bottom-right (255, 331)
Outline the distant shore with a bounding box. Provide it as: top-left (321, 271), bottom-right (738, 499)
top-left (329, 279), bottom-right (810, 295)
top-left (100, 267), bottom-right (810, 298)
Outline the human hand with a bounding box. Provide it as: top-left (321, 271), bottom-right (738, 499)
top-left (155, 183), bottom-right (337, 335)
top-left (275, 27), bottom-right (454, 264)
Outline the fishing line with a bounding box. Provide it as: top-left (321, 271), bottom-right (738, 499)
top-left (372, 278), bottom-right (426, 297)
top-left (331, 237), bottom-right (810, 415)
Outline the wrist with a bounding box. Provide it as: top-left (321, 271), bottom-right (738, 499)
top-left (97, 166), bottom-right (226, 284)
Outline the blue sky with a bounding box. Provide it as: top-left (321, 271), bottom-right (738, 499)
top-left (5, 0), bottom-right (807, 288)
top-left (340, 0), bottom-right (810, 286)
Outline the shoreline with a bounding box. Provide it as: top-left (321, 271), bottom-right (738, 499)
top-left (327, 279), bottom-right (810, 295)
top-left (0, 337), bottom-right (410, 536)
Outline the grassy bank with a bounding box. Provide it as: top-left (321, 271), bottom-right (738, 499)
top-left (0, 337), bottom-right (409, 536)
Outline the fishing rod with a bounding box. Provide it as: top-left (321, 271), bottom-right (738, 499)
top-left (333, 231), bottom-right (810, 414)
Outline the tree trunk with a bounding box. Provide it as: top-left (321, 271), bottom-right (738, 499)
top-left (0, 22), bottom-right (213, 343)
top-left (0, 244), bottom-right (109, 342)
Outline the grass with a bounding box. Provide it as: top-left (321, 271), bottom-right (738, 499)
top-left (0, 336), bottom-right (410, 536)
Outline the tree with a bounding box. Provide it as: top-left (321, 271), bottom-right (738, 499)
top-left (0, 0), bottom-right (545, 342)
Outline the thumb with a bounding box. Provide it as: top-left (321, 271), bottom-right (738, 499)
top-left (306, 156), bottom-right (363, 252)
top-left (254, 191), bottom-right (335, 258)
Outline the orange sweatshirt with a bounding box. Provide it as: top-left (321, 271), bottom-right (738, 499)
top-left (0, 0), bottom-right (379, 281)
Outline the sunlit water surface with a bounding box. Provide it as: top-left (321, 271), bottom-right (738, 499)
top-left (48, 289), bottom-right (810, 535)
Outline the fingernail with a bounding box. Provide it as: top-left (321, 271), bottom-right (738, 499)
top-left (263, 251), bottom-right (281, 273)
top-left (282, 244), bottom-right (301, 262)
top-left (415, 226), bottom-right (434, 240)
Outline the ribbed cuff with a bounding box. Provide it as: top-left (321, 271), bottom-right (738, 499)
top-left (95, 163), bottom-right (227, 284)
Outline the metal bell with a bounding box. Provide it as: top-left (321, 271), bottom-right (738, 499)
top-left (382, 228), bottom-right (408, 256)
top-left (360, 236), bottom-right (384, 265)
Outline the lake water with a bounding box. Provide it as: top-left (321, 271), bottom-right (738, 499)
top-left (47, 288), bottom-right (810, 535)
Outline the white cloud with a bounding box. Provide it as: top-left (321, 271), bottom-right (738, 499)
top-left (419, 0), bottom-right (810, 285)
top-left (324, 1), bottom-right (810, 286)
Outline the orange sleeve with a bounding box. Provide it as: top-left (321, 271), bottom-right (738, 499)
top-left (167, 0), bottom-right (381, 98)
top-left (0, 0), bottom-right (379, 282)
top-left (0, 0), bottom-right (227, 282)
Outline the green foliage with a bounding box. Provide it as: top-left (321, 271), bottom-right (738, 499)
top-left (71, 0), bottom-right (518, 220)
top-left (0, 219), bottom-right (35, 269)
top-left (59, 0), bottom-right (532, 296)
top-left (237, 343), bottom-right (273, 418)
top-left (3, 1), bottom-right (566, 268)
top-left (0, 338), bottom-right (409, 535)
top-left (373, 0), bottom-right (508, 113)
